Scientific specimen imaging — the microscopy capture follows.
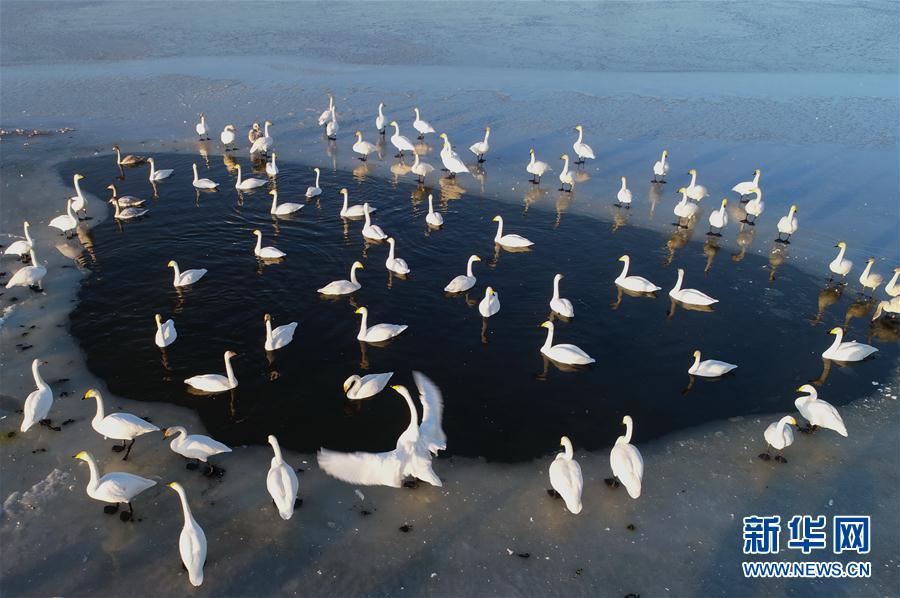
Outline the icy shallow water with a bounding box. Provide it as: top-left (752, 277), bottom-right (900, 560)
top-left (66, 153), bottom-right (898, 460)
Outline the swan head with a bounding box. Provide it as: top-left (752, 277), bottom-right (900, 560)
top-left (166, 260), bottom-right (176, 268)
top-left (662, 149), bottom-right (668, 157)
top-left (866, 257), bottom-right (875, 264)
top-left (352, 261), bottom-right (364, 270)
top-left (81, 389), bottom-right (99, 401)
top-left (198, 112), bottom-right (204, 118)
top-left (485, 286), bottom-right (495, 296)
top-left (540, 320), bottom-right (553, 330)
top-left (252, 122), bottom-right (260, 131)
top-left (342, 375), bottom-right (360, 392)
top-left (797, 384), bottom-right (816, 395)
top-left (252, 229), bottom-right (262, 237)
top-left (267, 434), bottom-right (279, 447)
top-left (355, 131), bottom-right (362, 138)
top-left (470, 255), bottom-right (481, 263)
top-left (167, 481), bottom-right (184, 492)
top-left (387, 237), bottom-right (395, 245)
top-left (314, 167), bottom-right (320, 173)
top-left (23, 221), bottom-right (30, 228)
top-left (389, 120), bottom-right (398, 127)
top-left (529, 148), bottom-right (535, 155)
top-left (750, 187), bottom-right (760, 194)
top-left (379, 102), bottom-right (385, 109)
top-left (264, 120), bottom-right (272, 126)
top-left (720, 198), bottom-right (728, 207)
top-left (271, 152), bottom-right (277, 159)
top-left (390, 384), bottom-right (412, 401)
top-left (688, 168), bottom-right (696, 175)
top-left (354, 306), bottom-right (368, 316)
top-left (677, 187), bottom-right (687, 194)
top-left (835, 241), bottom-right (846, 248)
top-left (574, 124), bottom-right (583, 131)
top-left (560, 153), bottom-right (569, 160)
top-left (485, 126), bottom-right (491, 133)
top-left (622, 415), bottom-right (633, 427)
top-left (154, 313), bottom-right (162, 325)
top-left (492, 215), bottom-right (502, 222)
top-left (263, 313), bottom-right (271, 322)
top-left (692, 350), bottom-right (701, 360)
top-left (828, 327), bottom-right (841, 335)
top-left (73, 451), bottom-right (90, 461)
top-left (112, 144), bottom-right (120, 151)
top-left (754, 168), bottom-right (761, 175)
top-left (618, 254), bottom-right (629, 262)
top-left (269, 189), bottom-right (277, 196)
top-left (340, 187), bottom-right (348, 196)
top-left (224, 350), bottom-right (237, 359)
top-left (677, 268), bottom-right (685, 276)
top-left (226, 124), bottom-right (235, 131)
top-left (439, 132), bottom-right (448, 140)
top-left (621, 176), bottom-right (627, 183)
top-left (785, 416), bottom-right (797, 426)
top-left (75, 173), bottom-right (85, 181)
top-left (789, 204), bottom-right (798, 213)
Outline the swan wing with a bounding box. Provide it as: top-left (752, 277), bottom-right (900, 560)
top-left (317, 448), bottom-right (403, 487)
top-left (180, 523), bottom-right (207, 586)
top-left (102, 413), bottom-right (159, 437)
top-left (21, 388), bottom-right (53, 431)
top-left (358, 372), bottom-right (394, 397)
top-left (610, 443), bottom-right (643, 499)
top-left (272, 323), bottom-right (298, 347)
top-left (549, 456), bottom-right (583, 514)
top-left (98, 472), bottom-right (156, 500)
top-left (267, 462), bottom-right (299, 519)
top-left (413, 371), bottom-right (446, 455)
top-left (805, 400), bottom-right (848, 436)
top-left (444, 275), bottom-right (474, 293)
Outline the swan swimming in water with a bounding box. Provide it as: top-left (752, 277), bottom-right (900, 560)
top-left (688, 350), bottom-right (738, 377)
top-left (20, 359), bottom-right (53, 432)
top-left (184, 350), bottom-right (238, 392)
top-left (652, 149), bottom-right (668, 183)
top-left (109, 197), bottom-right (148, 220)
top-left (317, 371), bottom-right (446, 487)
top-left (572, 124), bottom-right (595, 165)
top-left (478, 286), bottom-right (500, 317)
top-left (252, 230), bottom-right (286, 260)
top-left (339, 188), bottom-right (372, 218)
top-left (385, 237), bottom-right (410, 275)
top-left (148, 158), bottom-right (174, 181)
top-left (492, 215), bottom-right (533, 248)
top-left (539, 320), bottom-right (594, 365)
top-left (872, 297), bottom-right (900, 320)
top-left (468, 126), bottom-right (491, 162)
top-left (154, 313), bottom-right (177, 348)
top-left (609, 415), bottom-right (643, 499)
top-left (412, 107), bottom-right (436, 139)
top-left (425, 194), bottom-right (443, 227)
top-left (269, 190), bottom-right (303, 216)
top-left (389, 121), bottom-right (415, 157)
top-left (167, 482), bottom-right (207, 587)
top-left (264, 313), bottom-right (297, 351)
top-left (615, 255), bottom-right (661, 293)
top-left (821, 327), bottom-right (878, 362)
top-left (669, 268), bottom-right (718, 306)
top-left (549, 273), bottom-right (574, 318)
top-left (306, 167), bottom-right (322, 198)
top-left (265, 152), bottom-right (279, 178)
top-left (235, 164), bottom-right (268, 190)
top-left (167, 260), bottom-right (207, 287)
top-left (355, 306), bottom-right (407, 343)
top-left (113, 144), bottom-right (146, 166)
top-left (318, 261), bottom-right (364, 295)
top-left (760, 416), bottom-right (796, 462)
top-left (74, 451), bottom-right (156, 520)
top-left (526, 149), bottom-right (551, 184)
top-left (106, 184), bottom-right (145, 207)
top-left (344, 372), bottom-right (394, 400)
top-left (82, 389), bottom-right (158, 460)
top-left (266, 435), bottom-right (300, 521)
top-left (794, 385), bottom-right (847, 436)
top-left (362, 203), bottom-right (387, 241)
top-left (549, 436), bottom-right (583, 514)
top-left (5, 249), bottom-right (46, 290)
top-left (444, 255), bottom-right (481, 293)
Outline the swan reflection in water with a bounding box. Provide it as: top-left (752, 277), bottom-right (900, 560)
top-left (731, 222), bottom-right (756, 262)
top-left (809, 285), bottom-right (843, 326)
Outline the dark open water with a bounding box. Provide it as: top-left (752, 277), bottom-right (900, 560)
top-left (67, 153), bottom-right (897, 461)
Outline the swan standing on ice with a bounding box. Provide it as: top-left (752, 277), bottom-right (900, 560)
top-left (375, 102), bottom-right (387, 134)
top-left (684, 169), bottom-right (708, 200)
top-left (269, 190), bottom-right (303, 216)
top-left (68, 173), bottom-right (88, 218)
top-left (688, 350), bottom-right (738, 377)
top-left (707, 198), bottom-right (728, 235)
top-left (411, 152), bottom-right (434, 183)
top-left (558, 154), bottom-right (575, 192)
top-left (425, 194), bottom-right (443, 227)
top-left (4, 221), bottom-right (32, 260)
top-left (439, 133), bottom-right (468, 177)
top-left (413, 107), bottom-right (435, 139)
top-left (469, 126), bottom-right (491, 162)
top-left (49, 199), bottom-right (78, 237)
top-left (526, 149), bottom-right (550, 184)
top-left (191, 163), bottom-right (219, 189)
top-left (652, 149), bottom-right (668, 183)
top-left (492, 215), bottom-right (533, 248)
top-left (794, 385), bottom-right (847, 436)
top-left (539, 320), bottom-right (594, 365)
top-left (113, 144), bottom-right (146, 166)
top-left (154, 313), bottom-right (177, 348)
top-left (317, 371), bottom-right (446, 487)
top-left (148, 158), bottom-right (174, 181)
top-left (858, 257), bottom-right (883, 295)
top-left (884, 267), bottom-right (900, 297)
top-left (669, 268), bottom-right (718, 306)
top-left (344, 372), bottom-right (394, 400)
top-left (354, 306), bottom-right (407, 343)
top-left (73, 451), bottom-right (156, 521)
top-left (167, 260), bottom-right (207, 287)
top-left (775, 204), bottom-right (799, 243)
top-left (109, 197), bottom-right (149, 220)
top-left (264, 313), bottom-right (297, 351)
top-left (572, 124), bottom-right (595, 165)
top-left (339, 188), bottom-right (371, 218)
top-left (828, 242), bottom-right (853, 281)
top-left (742, 187), bottom-right (765, 224)
top-left (733, 168), bottom-right (761, 198)
top-left (362, 203), bottom-right (387, 241)
top-left (353, 131), bottom-right (377, 161)
top-left (389, 121), bottom-right (415, 158)
top-left (265, 152), bottom-right (279, 178)
top-left (250, 120), bottom-right (273, 155)
top-left (82, 389), bottom-right (159, 460)
top-left (478, 286), bottom-right (500, 317)
top-left (616, 176), bottom-right (632, 207)
top-left (235, 164), bottom-right (268, 190)
top-left (760, 416), bottom-right (796, 463)
top-left (385, 237), bottom-right (410, 275)
top-left (106, 184), bottom-right (145, 207)
top-left (615, 255), bottom-right (661, 293)
top-left (318, 261), bottom-right (363, 295)
top-left (608, 416), bottom-right (643, 499)
top-left (167, 482), bottom-right (207, 587)
top-left (550, 274), bottom-right (574, 318)
top-left (266, 435), bottom-right (299, 521)
top-left (445, 255), bottom-right (481, 293)
top-left (822, 327), bottom-right (878, 362)
top-left (549, 436), bottom-right (583, 514)
top-left (164, 426), bottom-right (232, 471)
top-left (184, 351), bottom-right (238, 392)
top-left (248, 122), bottom-right (262, 144)
top-left (252, 230), bottom-right (286, 260)
top-left (20, 359), bottom-right (53, 432)
top-left (5, 250), bottom-right (46, 290)
top-left (326, 109), bottom-right (339, 140)
top-left (306, 167), bottom-right (322, 198)
top-left (195, 113), bottom-right (210, 140)
top-left (317, 95), bottom-right (334, 126)
top-left (220, 124), bottom-right (237, 151)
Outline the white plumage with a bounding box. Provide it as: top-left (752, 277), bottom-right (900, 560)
top-left (549, 436), bottom-right (583, 514)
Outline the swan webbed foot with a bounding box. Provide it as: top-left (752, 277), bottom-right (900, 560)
top-left (774, 455), bottom-right (788, 464)
top-left (104, 504), bottom-right (119, 515)
top-left (294, 498), bottom-right (303, 509)
top-left (39, 419), bottom-right (61, 432)
top-left (603, 478), bottom-right (620, 489)
top-left (111, 444), bottom-right (125, 452)
top-left (185, 460), bottom-right (200, 471)
top-left (120, 509), bottom-right (133, 522)
top-left (758, 452), bottom-right (772, 461)
top-left (547, 488), bottom-right (561, 499)
top-left (402, 478), bottom-right (419, 489)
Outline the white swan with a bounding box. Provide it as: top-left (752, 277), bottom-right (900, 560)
top-left (344, 372), bottom-right (394, 400)
top-left (167, 482), bottom-right (207, 587)
top-left (688, 350), bottom-right (738, 377)
top-left (220, 124), bottom-right (237, 150)
top-left (425, 193), bottom-right (443, 227)
top-left (317, 371), bottom-right (445, 487)
top-left (264, 313), bottom-right (297, 351)
top-left (154, 313), bottom-right (177, 348)
top-left (164, 426), bottom-right (232, 463)
top-left (652, 149), bottom-right (669, 183)
top-left (362, 203), bottom-right (387, 241)
top-left (306, 167), bottom-right (322, 198)
top-left (326, 109), bottom-right (339, 140)
top-left (776, 204), bottom-right (799, 241)
top-left (540, 320), bottom-right (594, 365)
top-left (339, 187), bottom-right (371, 218)
top-left (49, 198), bottom-right (78, 236)
top-left (609, 415), bottom-right (643, 499)
top-left (74, 451), bottom-right (156, 518)
top-left (526, 149), bottom-right (550, 184)
top-left (469, 126), bottom-right (491, 162)
top-left (355, 306), bottom-right (407, 343)
top-left (252, 230), bottom-right (286, 260)
top-left (412, 107), bottom-right (435, 138)
top-left (184, 350), bottom-right (238, 392)
top-left (167, 260), bottom-right (207, 287)
top-left (885, 267), bottom-right (900, 297)
top-left (615, 255), bottom-right (661, 293)
top-left (411, 152), bottom-right (434, 183)
top-left (112, 145), bottom-right (146, 166)
top-left (249, 120), bottom-right (273, 155)
top-left (558, 154), bottom-right (575, 191)
top-left (385, 237), bottom-right (410, 275)
top-left (616, 176), bottom-right (632, 207)
top-left (479, 286), bottom-right (500, 317)
top-left (444, 255), bottom-right (481, 293)
top-left (684, 169), bottom-right (708, 200)
top-left (4, 221), bottom-right (32, 259)
top-left (269, 190), bottom-right (303, 216)
top-left (549, 436), bottom-right (583, 514)
top-left (353, 131), bottom-right (376, 160)
top-left (5, 250), bottom-right (46, 290)
top-left (375, 102), bottom-right (387, 134)
top-left (708, 198), bottom-right (728, 233)
top-left (829, 241), bottom-right (853, 280)
top-left (266, 435), bottom-right (299, 521)
top-left (148, 158), bottom-right (173, 181)
top-left (82, 389), bottom-right (158, 459)
top-left (858, 258), bottom-right (883, 294)
top-left (318, 261), bottom-right (363, 295)
top-left (795, 385), bottom-right (848, 436)
top-left (492, 215), bottom-right (533, 248)
top-left (822, 327), bottom-right (878, 362)
top-left (439, 133), bottom-right (468, 177)
top-left (110, 197), bottom-right (148, 220)
top-left (762, 416), bottom-right (796, 461)
top-left (68, 173), bottom-right (87, 216)
top-left (743, 187), bottom-right (765, 223)
top-left (265, 152), bottom-right (279, 177)
top-left (572, 124), bottom-right (595, 164)
top-left (672, 188), bottom-right (699, 226)
top-left (389, 121), bottom-right (415, 157)
top-left (195, 112), bottom-right (209, 139)
top-left (106, 184), bottom-right (144, 207)
top-left (733, 168), bottom-right (761, 197)
top-left (318, 95), bottom-right (334, 126)
top-left (550, 273), bottom-right (574, 318)
top-left (669, 268), bottom-right (718, 306)
top-left (20, 359), bottom-right (52, 432)
top-left (235, 164), bottom-right (267, 190)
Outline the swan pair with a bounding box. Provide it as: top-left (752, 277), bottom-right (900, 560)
top-left (318, 261), bottom-right (364, 295)
top-left (249, 120), bottom-right (273, 155)
top-left (106, 184), bottom-right (145, 207)
top-left (109, 197), bottom-right (149, 221)
top-left (355, 306), bottom-right (407, 343)
top-left (184, 351), bottom-right (238, 392)
top-left (82, 389), bottom-right (158, 459)
top-left (540, 321), bottom-right (594, 365)
top-left (5, 249), bottom-right (46, 290)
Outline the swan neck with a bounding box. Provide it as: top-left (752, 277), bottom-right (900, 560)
top-left (561, 157), bottom-right (569, 175)
top-left (861, 261), bottom-right (872, 278)
top-left (24, 223), bottom-right (33, 244)
top-left (402, 390), bottom-right (418, 433)
top-left (263, 122), bottom-right (270, 137)
top-left (674, 270), bottom-right (684, 291)
top-left (315, 170), bottom-right (320, 186)
top-left (388, 240), bottom-right (395, 260)
top-left (466, 258), bottom-right (475, 278)
top-left (576, 129), bottom-right (583, 144)
top-left (255, 233), bottom-right (262, 253)
top-left (358, 310), bottom-right (368, 335)
top-left (624, 419), bottom-right (634, 443)
top-left (84, 454), bottom-right (101, 492)
top-left (74, 176), bottom-right (84, 198)
top-left (224, 354), bottom-right (236, 385)
top-left (690, 171), bottom-right (697, 186)
top-left (270, 438), bottom-right (284, 464)
top-left (265, 319), bottom-right (273, 344)
top-left (542, 325), bottom-right (554, 350)
top-left (271, 194), bottom-right (278, 211)
top-left (171, 263), bottom-right (181, 283)
top-left (552, 276), bottom-right (560, 300)
top-left (494, 218), bottom-right (503, 241)
top-left (618, 258), bottom-right (629, 280)
top-left (427, 194), bottom-right (434, 213)
top-left (67, 199), bottom-right (76, 219)
top-left (176, 487), bottom-right (196, 525)
top-left (32, 361), bottom-right (46, 388)
top-left (835, 245), bottom-right (846, 261)
top-left (562, 438), bottom-right (573, 459)
top-left (829, 329), bottom-right (843, 351)
top-left (92, 393), bottom-right (106, 423)
top-left (192, 163), bottom-right (199, 181)
top-left (350, 265), bottom-right (359, 284)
